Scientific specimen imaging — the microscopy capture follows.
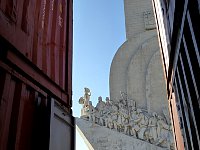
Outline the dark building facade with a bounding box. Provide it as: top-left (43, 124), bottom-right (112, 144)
top-left (0, 0), bottom-right (74, 149)
top-left (152, 0), bottom-right (200, 149)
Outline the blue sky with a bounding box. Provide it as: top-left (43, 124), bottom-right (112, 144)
top-left (73, 0), bottom-right (126, 149)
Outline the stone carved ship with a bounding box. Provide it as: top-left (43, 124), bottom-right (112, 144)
top-left (79, 88), bottom-right (174, 150)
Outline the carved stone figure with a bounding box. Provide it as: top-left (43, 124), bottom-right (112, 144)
top-left (105, 113), bottom-right (113, 129)
top-left (96, 96), bottom-right (106, 116)
top-left (129, 109), bottom-right (138, 137)
top-left (119, 103), bottom-right (129, 134)
top-left (148, 112), bottom-right (158, 143)
top-left (99, 115), bottom-right (105, 126)
top-left (88, 101), bottom-right (96, 123)
top-left (79, 97), bottom-right (86, 116)
top-left (83, 87), bottom-right (91, 108)
top-left (78, 89), bottom-right (174, 149)
top-left (105, 97), bottom-right (111, 105)
top-left (120, 91), bottom-right (128, 107)
top-left (156, 116), bottom-right (170, 147)
top-left (128, 99), bottom-right (136, 113)
top-left (167, 125), bottom-right (175, 150)
top-left (118, 102), bottom-right (129, 124)
top-left (103, 97), bottom-right (112, 115)
top-left (134, 109), bottom-right (149, 140)
top-left (111, 104), bottom-right (120, 131)
top-left (79, 87), bottom-right (92, 118)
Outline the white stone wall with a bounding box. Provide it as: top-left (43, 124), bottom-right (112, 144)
top-left (109, 32), bottom-right (168, 115)
top-left (76, 118), bottom-right (168, 150)
top-left (109, 0), bottom-right (168, 115)
top-left (109, 30), bottom-right (156, 103)
top-left (124, 0), bottom-right (154, 39)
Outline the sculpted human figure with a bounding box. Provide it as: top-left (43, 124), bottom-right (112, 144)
top-left (78, 96), bottom-right (84, 106)
top-left (129, 108), bottom-right (138, 137)
top-left (148, 112), bottom-right (158, 143)
top-left (105, 97), bottom-right (111, 105)
top-left (128, 99), bottom-right (136, 113)
top-left (134, 109), bottom-right (149, 140)
top-left (156, 115), bottom-right (170, 147)
top-left (116, 102), bottom-right (125, 132)
top-left (119, 102), bottom-right (129, 123)
top-left (95, 96), bottom-right (106, 125)
top-left (105, 113), bottom-right (113, 129)
top-left (96, 96), bottom-right (105, 115)
top-left (109, 99), bottom-right (114, 105)
top-left (123, 107), bottom-right (133, 136)
top-left (130, 108), bottom-right (141, 137)
top-left (79, 97), bottom-right (86, 117)
top-left (79, 88), bottom-right (92, 118)
top-left (111, 104), bottom-right (120, 131)
top-left (120, 106), bottom-right (130, 134)
top-left (167, 125), bottom-right (175, 150)
top-left (83, 87), bottom-right (91, 108)
top-left (120, 91), bottom-right (128, 107)
top-left (79, 89), bottom-right (174, 148)
top-left (99, 114), bottom-right (105, 126)
top-left (88, 101), bottom-right (96, 123)
top-left (123, 123), bottom-right (131, 135)
top-left (95, 97), bottom-right (104, 125)
top-left (103, 97), bottom-right (112, 115)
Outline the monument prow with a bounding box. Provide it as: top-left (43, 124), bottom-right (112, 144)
top-left (78, 88), bottom-right (174, 150)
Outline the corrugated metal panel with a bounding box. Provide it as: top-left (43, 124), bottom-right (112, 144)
top-left (0, 66), bottom-right (74, 150)
top-left (0, 0), bottom-right (73, 93)
top-left (0, 67), bottom-right (48, 150)
top-left (0, 72), bottom-right (15, 150)
top-left (2, 46), bottom-right (70, 105)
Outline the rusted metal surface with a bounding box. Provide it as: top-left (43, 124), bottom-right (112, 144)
top-left (0, 66), bottom-right (49, 150)
top-left (0, 65), bottom-right (74, 150)
top-left (0, 0), bottom-right (73, 95)
top-left (0, 0), bottom-right (73, 148)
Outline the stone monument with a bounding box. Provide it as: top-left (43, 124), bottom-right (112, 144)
top-left (77, 88), bottom-right (174, 150)
top-left (76, 0), bottom-right (175, 149)
top-left (110, 0), bottom-right (168, 115)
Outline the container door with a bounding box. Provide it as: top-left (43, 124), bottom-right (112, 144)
top-left (49, 99), bottom-right (75, 150)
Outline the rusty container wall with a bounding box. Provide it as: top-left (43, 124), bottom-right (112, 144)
top-left (0, 64), bottom-right (74, 150)
top-left (0, 0), bottom-right (73, 105)
top-left (0, 0), bottom-right (74, 149)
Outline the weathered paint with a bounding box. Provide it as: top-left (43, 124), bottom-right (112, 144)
top-left (0, 0), bottom-right (73, 96)
top-left (0, 0), bottom-right (73, 149)
top-left (0, 66), bottom-right (74, 150)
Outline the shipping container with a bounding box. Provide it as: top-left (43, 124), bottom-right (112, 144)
top-left (0, 0), bottom-right (73, 105)
top-left (0, 65), bottom-right (75, 150)
top-left (0, 0), bottom-right (74, 149)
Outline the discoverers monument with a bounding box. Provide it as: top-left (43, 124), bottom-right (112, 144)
top-left (76, 0), bottom-right (175, 149)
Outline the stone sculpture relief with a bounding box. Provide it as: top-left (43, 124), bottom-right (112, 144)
top-left (79, 88), bottom-right (174, 150)
top-left (79, 87), bottom-right (91, 117)
top-left (143, 10), bottom-right (156, 30)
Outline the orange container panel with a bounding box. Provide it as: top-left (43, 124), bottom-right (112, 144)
top-left (0, 0), bottom-right (73, 94)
